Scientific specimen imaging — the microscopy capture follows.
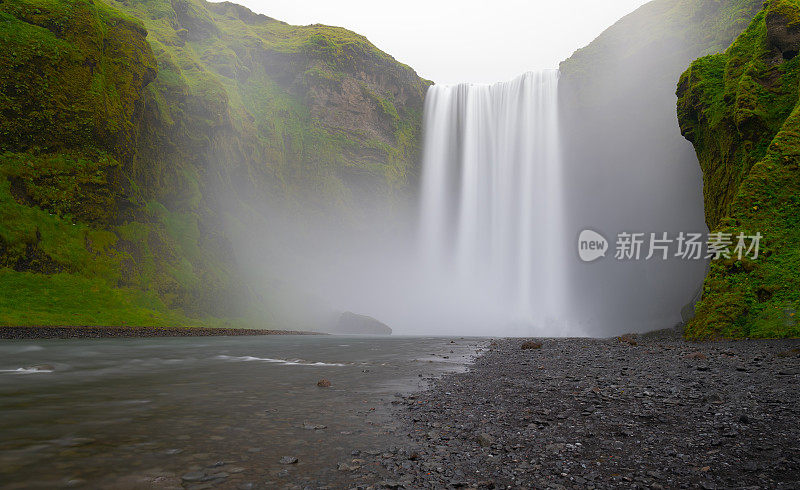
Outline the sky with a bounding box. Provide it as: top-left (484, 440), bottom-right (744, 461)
top-left (214, 0), bottom-right (652, 84)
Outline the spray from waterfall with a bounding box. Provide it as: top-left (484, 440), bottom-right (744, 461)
top-left (418, 71), bottom-right (570, 334)
top-left (227, 71), bottom-right (578, 336)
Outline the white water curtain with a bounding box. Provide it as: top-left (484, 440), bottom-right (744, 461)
top-left (418, 71), bottom-right (566, 332)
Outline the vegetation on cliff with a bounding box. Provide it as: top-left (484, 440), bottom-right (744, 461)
top-left (677, 0), bottom-right (800, 339)
top-left (0, 0), bottom-right (428, 327)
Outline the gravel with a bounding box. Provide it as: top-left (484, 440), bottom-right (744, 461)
top-left (357, 336), bottom-right (800, 488)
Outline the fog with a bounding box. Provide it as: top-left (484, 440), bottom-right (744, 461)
top-left (557, 3), bottom-right (714, 336)
top-left (219, 1), bottom-right (717, 337)
top-left (222, 192), bottom-right (533, 336)
top-left (222, 66), bottom-right (707, 338)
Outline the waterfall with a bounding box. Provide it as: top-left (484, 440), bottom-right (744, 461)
top-left (418, 70), bottom-right (566, 332)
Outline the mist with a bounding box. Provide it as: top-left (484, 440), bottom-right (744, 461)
top-left (220, 185), bottom-right (542, 337)
top-left (557, 1), bottom-right (714, 336)
top-left (220, 48), bottom-right (710, 338)
top-left (216, 1), bottom-right (721, 338)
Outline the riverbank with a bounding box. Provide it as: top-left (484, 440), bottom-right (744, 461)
top-left (0, 326), bottom-right (322, 340)
top-left (357, 336), bottom-right (800, 488)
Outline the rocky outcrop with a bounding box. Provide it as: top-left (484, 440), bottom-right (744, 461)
top-left (677, 0), bottom-right (800, 339)
top-left (766, 1), bottom-right (800, 60)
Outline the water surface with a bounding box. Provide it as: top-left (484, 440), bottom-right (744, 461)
top-left (0, 335), bottom-right (481, 488)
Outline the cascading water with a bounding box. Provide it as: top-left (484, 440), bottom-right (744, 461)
top-left (418, 70), bottom-right (568, 334)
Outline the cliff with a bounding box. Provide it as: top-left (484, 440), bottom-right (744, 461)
top-left (677, 0), bottom-right (800, 338)
top-left (556, 0), bottom-right (763, 334)
top-left (0, 0), bottom-right (429, 327)
top-left (560, 0), bottom-right (763, 111)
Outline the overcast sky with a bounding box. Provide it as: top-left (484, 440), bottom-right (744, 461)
top-left (214, 0), bottom-right (652, 84)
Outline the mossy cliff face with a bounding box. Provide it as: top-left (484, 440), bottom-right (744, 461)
top-left (677, 0), bottom-right (800, 339)
top-left (123, 0), bottom-right (430, 214)
top-left (0, 0), bottom-right (429, 327)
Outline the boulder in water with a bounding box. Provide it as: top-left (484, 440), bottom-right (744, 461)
top-left (29, 364), bottom-right (55, 372)
top-left (334, 312), bottom-right (392, 335)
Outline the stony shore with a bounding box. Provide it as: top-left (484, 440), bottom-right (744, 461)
top-left (0, 326), bottom-right (322, 340)
top-left (352, 336), bottom-right (800, 489)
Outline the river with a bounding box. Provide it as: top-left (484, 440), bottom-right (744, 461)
top-left (0, 335), bottom-right (482, 488)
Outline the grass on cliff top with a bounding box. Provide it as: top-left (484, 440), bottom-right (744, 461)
top-left (3, 0), bottom-right (145, 32)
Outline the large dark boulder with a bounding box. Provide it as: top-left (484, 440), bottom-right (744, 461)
top-left (334, 312), bottom-right (392, 335)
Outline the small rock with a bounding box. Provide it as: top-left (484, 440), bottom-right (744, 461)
top-left (317, 379), bottom-right (331, 388)
top-left (279, 456), bottom-right (298, 465)
top-left (476, 433), bottom-right (494, 447)
top-left (521, 341), bottom-right (542, 350)
top-left (182, 471), bottom-right (206, 482)
top-left (337, 462), bottom-right (360, 471)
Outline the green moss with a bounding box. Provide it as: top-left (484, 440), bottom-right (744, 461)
top-left (0, 0), bottom-right (428, 328)
top-left (0, 151), bottom-right (123, 223)
top-left (0, 269), bottom-right (171, 326)
top-left (677, 0), bottom-right (800, 339)
top-left (0, 0), bottom-right (156, 155)
top-left (0, 268), bottom-right (256, 328)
